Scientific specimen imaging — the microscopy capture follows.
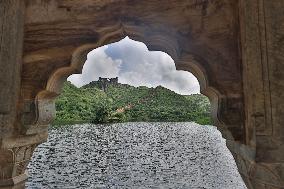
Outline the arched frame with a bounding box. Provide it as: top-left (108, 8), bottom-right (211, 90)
top-left (28, 23), bottom-right (237, 142)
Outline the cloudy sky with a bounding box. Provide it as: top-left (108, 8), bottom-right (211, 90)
top-left (68, 37), bottom-right (200, 95)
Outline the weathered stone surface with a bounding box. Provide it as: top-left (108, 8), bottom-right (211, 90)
top-left (0, 0), bottom-right (25, 137)
top-left (0, 0), bottom-right (283, 188)
top-left (238, 0), bottom-right (284, 187)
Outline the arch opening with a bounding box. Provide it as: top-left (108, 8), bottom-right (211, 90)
top-left (42, 33), bottom-right (224, 127)
top-left (54, 36), bottom-right (211, 125)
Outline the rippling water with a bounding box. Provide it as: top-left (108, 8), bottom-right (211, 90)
top-left (26, 122), bottom-right (246, 189)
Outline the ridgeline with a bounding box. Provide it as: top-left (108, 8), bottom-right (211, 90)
top-left (53, 80), bottom-right (212, 125)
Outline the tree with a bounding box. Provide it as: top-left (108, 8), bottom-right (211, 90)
top-left (91, 98), bottom-right (113, 123)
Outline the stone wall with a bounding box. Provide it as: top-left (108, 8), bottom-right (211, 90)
top-left (237, 0), bottom-right (284, 188)
top-left (98, 77), bottom-right (119, 91)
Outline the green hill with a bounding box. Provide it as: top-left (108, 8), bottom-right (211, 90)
top-left (53, 81), bottom-right (212, 125)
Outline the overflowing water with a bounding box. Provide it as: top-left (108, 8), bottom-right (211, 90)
top-left (26, 122), bottom-right (247, 189)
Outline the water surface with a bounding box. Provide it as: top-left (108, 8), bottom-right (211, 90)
top-left (27, 122), bottom-right (246, 189)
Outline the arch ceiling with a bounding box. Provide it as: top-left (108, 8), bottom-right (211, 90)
top-left (22, 0), bottom-right (241, 99)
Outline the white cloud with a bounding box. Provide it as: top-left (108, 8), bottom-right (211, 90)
top-left (68, 46), bottom-right (122, 87)
top-left (68, 37), bottom-right (200, 95)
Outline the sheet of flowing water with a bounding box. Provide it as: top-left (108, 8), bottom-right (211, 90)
top-left (26, 122), bottom-right (247, 189)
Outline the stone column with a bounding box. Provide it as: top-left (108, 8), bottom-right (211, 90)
top-left (0, 0), bottom-right (30, 188)
top-left (0, 0), bottom-right (24, 137)
top-left (239, 0), bottom-right (284, 188)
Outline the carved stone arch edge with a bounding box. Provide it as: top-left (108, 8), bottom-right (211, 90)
top-left (176, 55), bottom-right (236, 141)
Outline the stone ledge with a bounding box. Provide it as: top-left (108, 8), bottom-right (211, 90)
top-left (238, 160), bottom-right (284, 188)
top-left (249, 163), bottom-right (284, 188)
top-left (0, 131), bottom-right (48, 149)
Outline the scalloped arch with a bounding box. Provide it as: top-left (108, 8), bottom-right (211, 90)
top-left (37, 22), bottom-right (225, 134)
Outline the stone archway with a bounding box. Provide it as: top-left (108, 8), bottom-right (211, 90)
top-left (1, 0), bottom-right (283, 188)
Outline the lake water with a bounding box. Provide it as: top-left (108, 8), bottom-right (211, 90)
top-left (26, 122), bottom-right (247, 189)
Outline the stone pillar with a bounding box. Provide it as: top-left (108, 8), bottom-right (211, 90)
top-left (0, 0), bottom-right (30, 188)
top-left (239, 0), bottom-right (284, 188)
top-left (0, 0), bottom-right (24, 137)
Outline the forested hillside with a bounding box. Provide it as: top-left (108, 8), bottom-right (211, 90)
top-left (53, 81), bottom-right (212, 125)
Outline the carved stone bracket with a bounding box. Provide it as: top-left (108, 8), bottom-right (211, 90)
top-left (217, 96), bottom-right (245, 142)
top-left (21, 94), bottom-right (56, 135)
top-left (0, 144), bottom-right (37, 187)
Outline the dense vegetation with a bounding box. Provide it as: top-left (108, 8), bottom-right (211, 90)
top-left (53, 81), bottom-right (212, 125)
